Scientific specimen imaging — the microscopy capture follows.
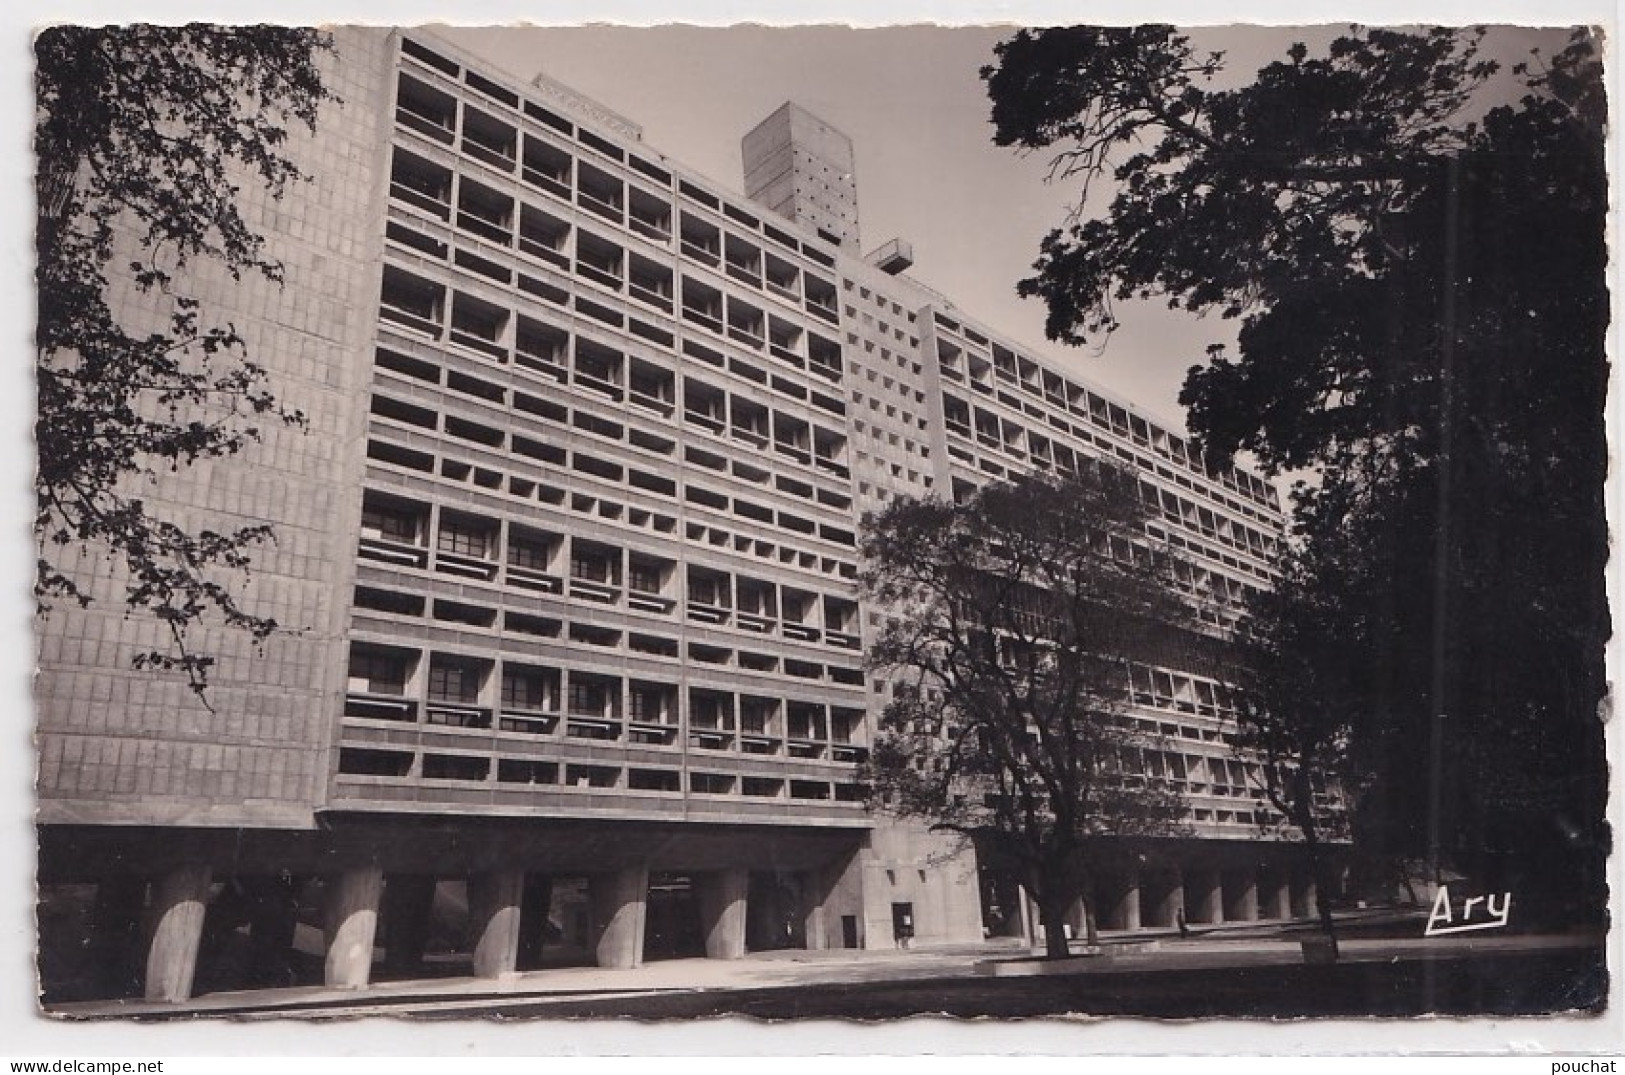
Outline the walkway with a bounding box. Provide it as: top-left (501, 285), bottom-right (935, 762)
top-left (50, 917), bottom-right (1604, 1020)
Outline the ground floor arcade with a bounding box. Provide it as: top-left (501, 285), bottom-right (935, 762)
top-left (979, 838), bottom-right (1343, 944)
top-left (37, 822), bottom-right (1329, 1004)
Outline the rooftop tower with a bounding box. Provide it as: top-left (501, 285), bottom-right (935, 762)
top-left (742, 102), bottom-right (860, 251)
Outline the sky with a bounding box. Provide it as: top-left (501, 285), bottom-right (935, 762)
top-left (436, 22), bottom-right (1569, 434)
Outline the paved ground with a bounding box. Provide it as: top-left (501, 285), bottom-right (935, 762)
top-left (50, 918), bottom-right (1608, 1022)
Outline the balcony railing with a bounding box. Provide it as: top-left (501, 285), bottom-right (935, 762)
top-left (522, 168), bottom-right (571, 200)
top-left (390, 183), bottom-right (452, 220)
top-left (435, 550), bottom-right (498, 581)
top-left (344, 693), bottom-right (418, 722)
top-left (396, 107), bottom-right (454, 145)
top-left (498, 708), bottom-right (558, 735)
top-left (358, 535), bottom-right (428, 568)
top-left (462, 139), bottom-right (515, 173)
top-left (425, 702), bottom-right (493, 729)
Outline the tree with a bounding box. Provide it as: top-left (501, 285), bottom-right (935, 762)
top-left (860, 468), bottom-right (1193, 958)
top-left (35, 25), bottom-right (334, 693)
top-left (984, 26), bottom-right (1609, 910)
top-left (1225, 531), bottom-right (1367, 955)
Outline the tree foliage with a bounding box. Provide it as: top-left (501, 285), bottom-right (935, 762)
top-left (860, 468), bottom-right (1192, 957)
top-left (985, 26), bottom-right (1609, 903)
top-left (35, 25), bottom-right (334, 693)
top-left (1225, 537), bottom-right (1367, 949)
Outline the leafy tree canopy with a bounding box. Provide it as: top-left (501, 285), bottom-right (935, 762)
top-left (861, 468), bottom-right (1193, 957)
top-left (984, 25), bottom-right (1603, 473)
top-left (985, 25), bottom-right (1609, 900)
top-left (35, 25), bottom-right (334, 693)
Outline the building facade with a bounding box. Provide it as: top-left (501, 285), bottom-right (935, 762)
top-left (35, 28), bottom-right (1328, 1005)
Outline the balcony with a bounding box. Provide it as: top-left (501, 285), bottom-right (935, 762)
top-left (522, 135), bottom-right (572, 200)
top-left (577, 162), bottom-right (625, 225)
top-left (378, 267), bottom-right (444, 340)
top-left (448, 292), bottom-right (508, 361)
top-left (455, 184), bottom-right (513, 246)
top-left (628, 186), bottom-right (672, 243)
top-left (395, 74), bottom-right (456, 145)
top-left (627, 256), bottom-right (673, 313)
top-left (680, 214), bottom-right (722, 267)
top-left (389, 148), bottom-right (452, 220)
top-left (462, 107), bottom-right (516, 172)
top-left (518, 205), bottom-right (570, 270)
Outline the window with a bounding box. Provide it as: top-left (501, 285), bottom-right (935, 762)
top-left (428, 659), bottom-right (481, 703)
top-left (570, 542), bottom-right (619, 584)
top-left (501, 666), bottom-right (556, 711)
top-left (507, 533), bottom-right (552, 571)
top-left (438, 515), bottom-right (493, 558)
top-left (568, 678), bottom-right (619, 722)
top-left (348, 647), bottom-right (411, 695)
top-left (362, 499), bottom-right (422, 543)
top-left (629, 563), bottom-right (662, 594)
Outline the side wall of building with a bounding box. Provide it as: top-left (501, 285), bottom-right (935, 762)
top-left (34, 28), bottom-right (393, 829)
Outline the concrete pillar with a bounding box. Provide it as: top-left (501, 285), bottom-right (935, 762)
top-left (144, 864), bottom-right (212, 1003)
top-left (468, 870), bottom-right (525, 979)
top-left (1262, 869), bottom-right (1292, 920)
top-left (591, 864), bottom-right (648, 969)
top-left (696, 867), bottom-right (749, 959)
top-left (1188, 868), bottom-right (1223, 924)
top-left (1290, 872), bottom-right (1317, 919)
top-left (1108, 871), bottom-right (1142, 931)
top-left (1064, 895), bottom-right (1087, 940)
top-left (1144, 869), bottom-right (1182, 928)
top-left (1015, 886), bottom-right (1037, 947)
top-left (803, 893), bottom-right (828, 951)
top-left (517, 874), bottom-right (554, 970)
top-left (380, 875), bottom-right (436, 977)
top-left (323, 866), bottom-right (383, 989)
top-left (1226, 869), bottom-right (1259, 922)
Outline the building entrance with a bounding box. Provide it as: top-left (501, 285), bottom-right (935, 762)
top-left (643, 873), bottom-right (705, 961)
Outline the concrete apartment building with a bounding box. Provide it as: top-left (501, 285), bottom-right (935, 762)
top-left (34, 28), bottom-right (1326, 1004)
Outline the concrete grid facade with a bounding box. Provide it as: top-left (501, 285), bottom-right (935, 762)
top-left (34, 28), bottom-right (1334, 1005)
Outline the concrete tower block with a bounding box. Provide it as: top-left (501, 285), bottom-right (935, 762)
top-left (741, 102), bottom-right (861, 250)
top-left (144, 864), bottom-right (212, 1003)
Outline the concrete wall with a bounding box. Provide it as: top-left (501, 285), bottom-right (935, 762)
top-left (34, 28), bottom-right (393, 828)
top-left (857, 822), bottom-right (983, 947)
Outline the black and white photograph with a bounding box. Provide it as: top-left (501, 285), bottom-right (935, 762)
top-left (17, 5), bottom-right (1619, 1055)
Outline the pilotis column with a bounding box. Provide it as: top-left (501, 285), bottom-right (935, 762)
top-left (469, 870), bottom-right (525, 978)
top-left (696, 867), bottom-right (749, 959)
top-left (1109, 870), bottom-right (1142, 931)
top-left (323, 866), bottom-right (383, 989)
top-left (591, 864), bottom-right (648, 969)
top-left (144, 864), bottom-right (212, 1003)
